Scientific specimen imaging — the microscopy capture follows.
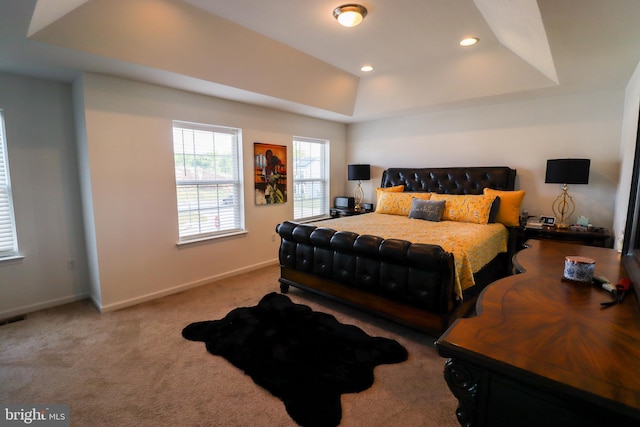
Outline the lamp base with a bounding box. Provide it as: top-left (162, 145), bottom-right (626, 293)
top-left (354, 181), bottom-right (364, 211)
top-left (551, 184), bottom-right (575, 229)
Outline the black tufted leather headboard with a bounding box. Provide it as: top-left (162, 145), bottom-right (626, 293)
top-left (380, 167), bottom-right (516, 194)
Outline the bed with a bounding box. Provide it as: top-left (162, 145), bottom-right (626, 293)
top-left (276, 166), bottom-right (521, 335)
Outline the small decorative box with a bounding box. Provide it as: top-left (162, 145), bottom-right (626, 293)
top-left (564, 256), bottom-right (596, 282)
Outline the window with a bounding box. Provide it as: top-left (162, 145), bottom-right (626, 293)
top-left (293, 137), bottom-right (329, 220)
top-left (173, 121), bottom-right (244, 242)
top-left (0, 110), bottom-right (19, 259)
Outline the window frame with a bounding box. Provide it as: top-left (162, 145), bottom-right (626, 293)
top-left (0, 109), bottom-right (20, 261)
top-left (172, 121), bottom-right (245, 245)
top-left (292, 137), bottom-right (330, 221)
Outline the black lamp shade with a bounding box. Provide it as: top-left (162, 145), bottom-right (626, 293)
top-left (545, 159), bottom-right (590, 184)
top-left (348, 164), bottom-right (370, 181)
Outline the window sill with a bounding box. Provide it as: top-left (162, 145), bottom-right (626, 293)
top-left (295, 215), bottom-right (332, 224)
top-left (176, 230), bottom-right (248, 248)
top-left (0, 255), bottom-right (25, 266)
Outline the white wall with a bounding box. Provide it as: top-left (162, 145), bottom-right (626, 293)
top-left (613, 60), bottom-right (640, 249)
top-left (72, 75), bottom-right (102, 307)
top-left (0, 73), bottom-right (89, 317)
top-left (347, 90), bottom-right (624, 232)
top-left (78, 73), bottom-right (346, 311)
top-left (2, 69), bottom-right (634, 317)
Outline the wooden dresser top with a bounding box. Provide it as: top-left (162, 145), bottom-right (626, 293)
top-left (438, 239), bottom-right (640, 417)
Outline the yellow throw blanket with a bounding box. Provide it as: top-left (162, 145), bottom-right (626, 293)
top-left (311, 213), bottom-right (509, 298)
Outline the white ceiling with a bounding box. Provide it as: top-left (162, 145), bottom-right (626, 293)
top-left (1, 0), bottom-right (640, 123)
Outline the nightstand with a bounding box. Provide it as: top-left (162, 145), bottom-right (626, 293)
top-left (329, 207), bottom-right (371, 218)
top-left (517, 226), bottom-right (613, 248)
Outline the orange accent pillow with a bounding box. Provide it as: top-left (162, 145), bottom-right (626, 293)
top-left (375, 185), bottom-right (405, 200)
top-left (483, 188), bottom-right (526, 227)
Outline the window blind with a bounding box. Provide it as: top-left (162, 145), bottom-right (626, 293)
top-left (293, 137), bottom-right (329, 220)
top-left (173, 121), bottom-right (244, 241)
top-left (0, 110), bottom-right (18, 257)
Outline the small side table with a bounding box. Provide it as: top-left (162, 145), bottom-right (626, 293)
top-left (329, 207), bottom-right (371, 218)
top-left (518, 226), bottom-right (612, 248)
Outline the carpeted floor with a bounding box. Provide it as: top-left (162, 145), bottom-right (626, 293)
top-left (0, 264), bottom-right (459, 426)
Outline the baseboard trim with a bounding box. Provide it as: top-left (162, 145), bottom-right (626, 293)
top-left (96, 259), bottom-right (279, 313)
top-left (0, 293), bottom-right (90, 319)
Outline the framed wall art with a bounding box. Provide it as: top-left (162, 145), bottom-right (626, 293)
top-left (254, 142), bottom-right (287, 204)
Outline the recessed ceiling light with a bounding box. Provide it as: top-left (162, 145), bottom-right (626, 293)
top-left (333, 4), bottom-right (368, 27)
top-left (361, 65), bottom-right (374, 72)
top-left (459, 37), bottom-right (479, 47)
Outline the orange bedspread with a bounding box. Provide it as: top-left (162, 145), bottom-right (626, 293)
top-left (312, 213), bottom-right (509, 298)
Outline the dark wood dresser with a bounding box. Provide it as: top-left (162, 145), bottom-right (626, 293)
top-left (518, 225), bottom-right (613, 248)
top-left (435, 239), bottom-right (640, 427)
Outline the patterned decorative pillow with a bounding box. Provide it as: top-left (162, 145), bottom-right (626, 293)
top-left (408, 199), bottom-right (446, 221)
top-left (429, 194), bottom-right (495, 224)
top-left (483, 188), bottom-right (526, 226)
top-left (375, 192), bottom-right (431, 216)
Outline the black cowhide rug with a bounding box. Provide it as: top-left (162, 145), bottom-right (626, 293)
top-left (182, 292), bottom-right (408, 427)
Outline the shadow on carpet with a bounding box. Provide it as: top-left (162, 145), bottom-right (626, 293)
top-left (182, 292), bottom-right (408, 427)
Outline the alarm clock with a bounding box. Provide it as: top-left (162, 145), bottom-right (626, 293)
top-left (540, 215), bottom-right (556, 226)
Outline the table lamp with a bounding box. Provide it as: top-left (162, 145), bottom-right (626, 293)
top-left (545, 158), bottom-right (590, 228)
top-left (348, 164), bottom-right (370, 211)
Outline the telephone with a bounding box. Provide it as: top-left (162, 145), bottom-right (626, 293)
top-left (525, 218), bottom-right (543, 229)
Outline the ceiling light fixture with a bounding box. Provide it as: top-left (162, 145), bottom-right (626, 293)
top-left (333, 4), bottom-right (368, 27)
top-left (460, 37), bottom-right (479, 47)
top-left (361, 65), bottom-right (374, 72)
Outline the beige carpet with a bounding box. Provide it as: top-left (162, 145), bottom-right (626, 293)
top-left (0, 264), bottom-right (459, 426)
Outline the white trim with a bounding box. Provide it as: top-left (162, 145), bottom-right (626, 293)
top-left (0, 292), bottom-right (90, 319)
top-left (297, 216), bottom-right (331, 223)
top-left (0, 255), bottom-right (24, 266)
top-left (94, 259), bottom-right (279, 313)
top-left (175, 230), bottom-right (248, 247)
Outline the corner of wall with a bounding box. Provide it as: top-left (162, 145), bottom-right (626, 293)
top-left (71, 74), bottom-right (102, 305)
